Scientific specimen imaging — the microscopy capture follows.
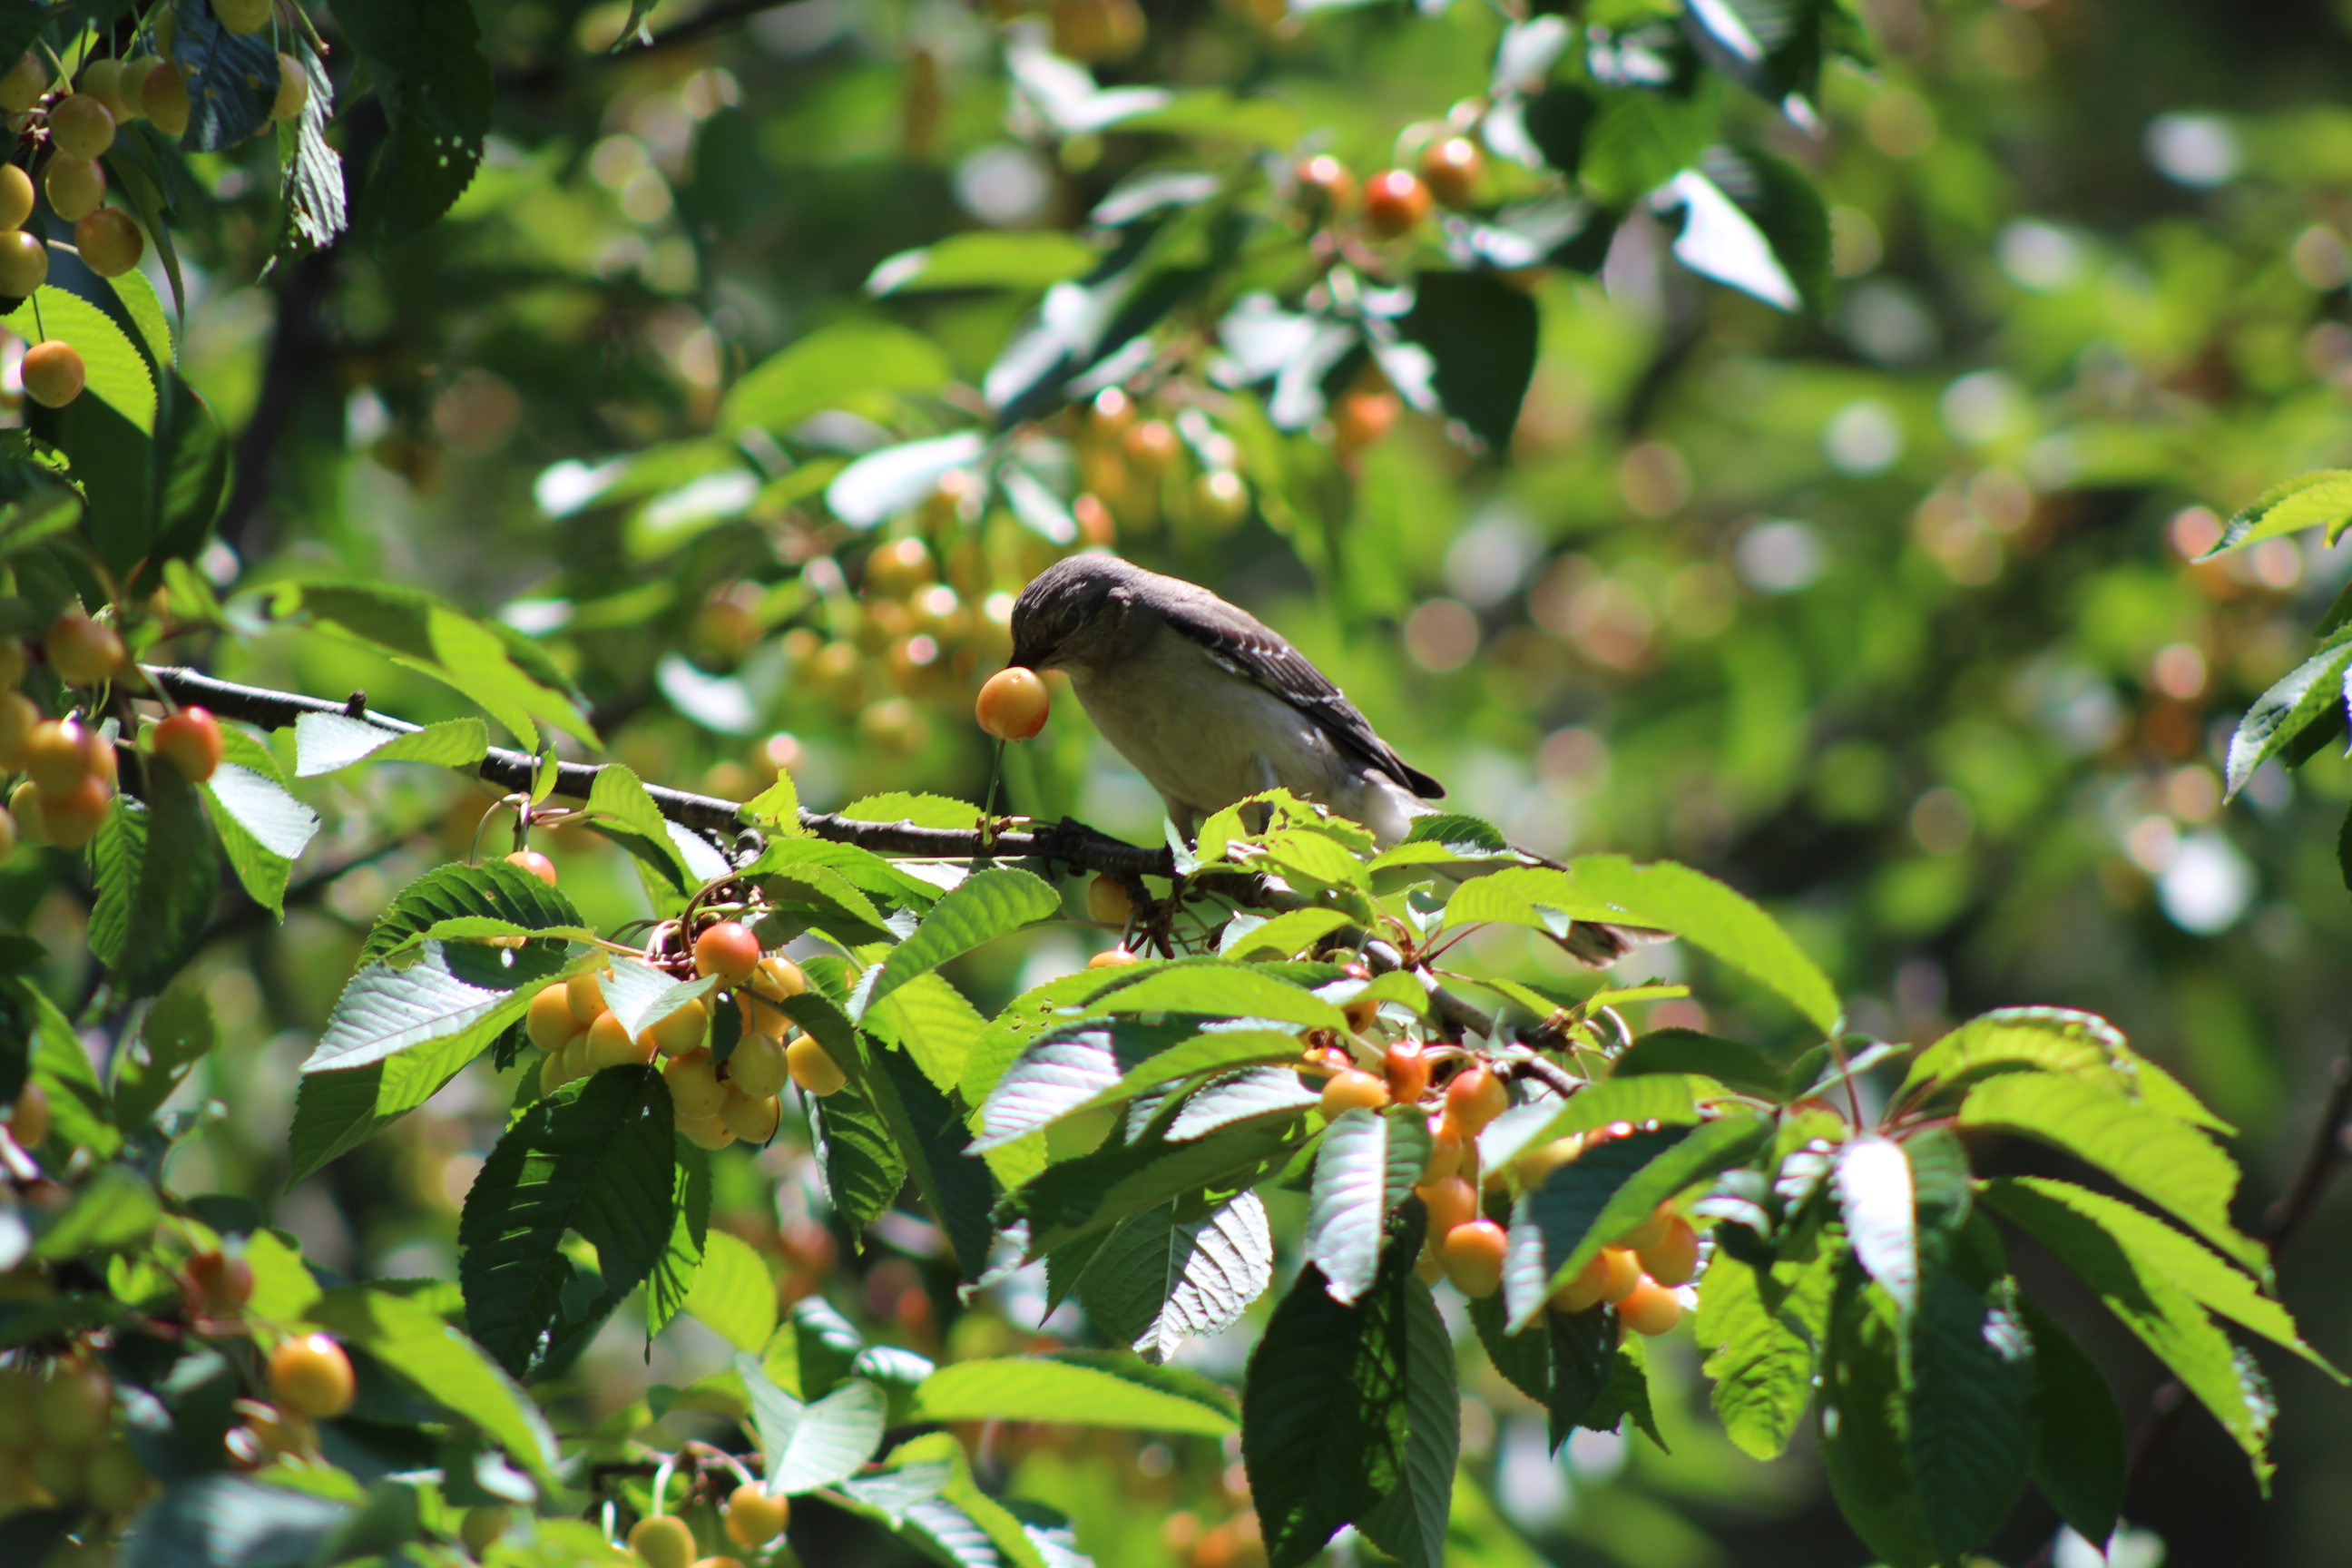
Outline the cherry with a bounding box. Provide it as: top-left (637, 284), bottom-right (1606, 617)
top-left (40, 772), bottom-right (111, 848)
top-left (8, 1081), bottom-right (47, 1148)
top-left (1050, 0), bottom-right (1146, 63)
top-left (184, 1249), bottom-right (255, 1309)
top-left (1439, 1219), bottom-right (1507, 1298)
top-left (1421, 1118), bottom-right (1463, 1182)
top-left (679, 1116), bottom-right (736, 1151)
top-left (215, 0), bottom-right (273, 33)
top-left (564, 968), bottom-right (607, 1025)
top-left (0, 804), bottom-right (15, 860)
top-left (726, 1028), bottom-right (789, 1095)
top-left (1294, 153), bottom-right (1357, 219)
top-left (1638, 1217), bottom-right (1700, 1287)
top-left (22, 340), bottom-right (85, 408)
top-left (641, 996), bottom-right (709, 1059)
top-left (1120, 418), bottom-right (1181, 479)
top-left (785, 1034), bottom-right (848, 1096)
top-left (1383, 1043), bottom-right (1431, 1103)
top-left (47, 94), bottom-right (114, 161)
top-left (1085, 872), bottom-right (1134, 926)
top-left (1443, 1063), bottom-right (1507, 1133)
top-left (142, 63), bottom-right (189, 137)
top-left (271, 54), bottom-right (307, 122)
top-left (583, 1009), bottom-right (651, 1071)
top-left (1619, 1200), bottom-right (1676, 1253)
top-left (1617, 1276), bottom-right (1684, 1336)
top-left (1548, 1250), bottom-right (1612, 1315)
top-left (628, 1515), bottom-right (696, 1568)
top-left (1318, 1068), bottom-right (1389, 1118)
top-left (1073, 493), bottom-right (1117, 547)
top-left (80, 59), bottom-right (131, 122)
top-left (1596, 1245), bottom-right (1642, 1303)
top-left (7, 779), bottom-right (48, 846)
top-left (0, 165), bottom-right (30, 229)
top-left (37, 1359), bottom-right (113, 1445)
top-left (0, 52), bottom-right (46, 114)
top-left (976, 667), bottom-right (1051, 740)
top-left (665, 1047), bottom-right (728, 1119)
top-left (152, 707), bottom-right (225, 783)
top-left (1191, 470), bottom-right (1249, 532)
top-left (268, 1334), bottom-right (355, 1419)
top-left (74, 208), bottom-right (142, 277)
top-left (1363, 170), bottom-right (1431, 238)
top-left (24, 717), bottom-right (91, 795)
top-left (524, 984), bottom-right (583, 1053)
top-left (692, 920), bottom-right (762, 984)
top-left (1415, 1174), bottom-right (1476, 1238)
top-left (1086, 944), bottom-right (1139, 969)
top-left (1334, 388), bottom-right (1399, 452)
top-left (749, 954), bottom-right (806, 1002)
top-left (723, 1483), bottom-right (789, 1547)
top-left (118, 59), bottom-right (161, 119)
top-left (1514, 1133), bottom-right (1585, 1187)
top-left (0, 230), bottom-right (48, 296)
top-left (503, 848), bottom-right (558, 886)
top-left (865, 536), bottom-right (933, 594)
top-left (720, 1087), bottom-right (781, 1142)
top-left (1340, 998), bottom-right (1380, 1035)
top-left (1417, 137), bottom-right (1485, 208)
top-left (1087, 386), bottom-right (1135, 441)
top-left (45, 613), bottom-right (123, 686)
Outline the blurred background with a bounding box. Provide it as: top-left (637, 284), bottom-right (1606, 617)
top-left (17, 0), bottom-right (2352, 1562)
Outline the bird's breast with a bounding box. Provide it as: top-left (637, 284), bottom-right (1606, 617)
top-left (1068, 637), bottom-right (1348, 819)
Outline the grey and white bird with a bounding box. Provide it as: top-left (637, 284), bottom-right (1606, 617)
top-left (1008, 554), bottom-right (1635, 964)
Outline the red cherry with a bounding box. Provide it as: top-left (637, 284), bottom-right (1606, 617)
top-left (692, 920), bottom-right (761, 984)
top-left (152, 708), bottom-right (224, 783)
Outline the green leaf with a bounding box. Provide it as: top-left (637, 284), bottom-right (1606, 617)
top-left (1397, 270), bottom-right (1539, 454)
top-left (2227, 639), bottom-right (2352, 796)
top-left (117, 1477), bottom-right (352, 1568)
top-left (1581, 83), bottom-right (1720, 205)
top-left (243, 1230), bottom-right (323, 1325)
top-left (1694, 1231), bottom-right (1838, 1460)
top-left (686, 1231), bottom-right (778, 1352)
top-left (960, 966), bottom-right (1161, 1107)
top-left (1958, 1072), bottom-right (2266, 1275)
top-left (170, 0), bottom-right (281, 149)
top-left (1477, 1077), bottom-right (1706, 1178)
top-left (737, 1355), bottom-right (887, 1494)
top-left (272, 38), bottom-right (347, 259)
top-left (1983, 1177), bottom-right (2276, 1482)
top-left (1553, 857), bottom-right (1841, 1034)
top-left (5, 285), bottom-right (154, 435)
top-left (741, 769), bottom-right (803, 835)
top-left (839, 791), bottom-right (988, 831)
top-left (1243, 1247), bottom-right (1456, 1568)
top-left (34, 1165), bottom-right (159, 1257)
top-left (141, 371), bottom-right (230, 585)
top-left (646, 1138), bottom-right (710, 1338)
top-left (912, 1351), bottom-right (1236, 1435)
top-left (1906, 1256), bottom-right (2034, 1561)
top-left (860, 868), bottom-right (1060, 1015)
top-left (723, 321), bottom-right (955, 434)
top-left (580, 761), bottom-right (695, 892)
top-left (1082, 963), bottom-right (1348, 1032)
top-left (1004, 1114), bottom-right (1309, 1257)
top-left (86, 769), bottom-right (219, 998)
top-left (1503, 1113), bottom-right (1772, 1329)
top-left (364, 862), bottom-right (585, 966)
top-left (1820, 1273), bottom-right (1937, 1568)
top-left (826, 432), bottom-right (987, 528)
top-left (1897, 1006), bottom-right (2131, 1102)
top-left (457, 1065), bottom-right (679, 1376)
top-left (337, 0), bottom-right (494, 245)
top-left (293, 712), bottom-right (490, 777)
top-left (974, 1017), bottom-right (1202, 1152)
top-left (1220, 908), bottom-right (1355, 960)
top-left (1306, 1107), bottom-right (1432, 1305)
top-left (2017, 1295), bottom-right (2126, 1545)
top-left (307, 1285), bottom-right (561, 1487)
top-left (1611, 1028), bottom-right (1788, 1098)
top-left (304, 939), bottom-right (570, 1074)
top-left (201, 726), bottom-right (319, 916)
top-left (808, 1072), bottom-right (907, 1231)
top-left (13, 976), bottom-right (117, 1156)
top-left (867, 231), bottom-right (1100, 295)
top-left (112, 981), bottom-right (215, 1132)
top-left (1835, 1135), bottom-right (1916, 1317)
top-left (1075, 1191), bottom-right (1273, 1363)
top-left (2206, 469), bottom-right (2352, 557)
top-left (105, 270), bottom-right (172, 369)
top-left (867, 972), bottom-right (987, 1099)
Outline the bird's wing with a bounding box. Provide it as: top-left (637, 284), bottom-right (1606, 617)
top-left (1160, 592), bottom-right (1446, 799)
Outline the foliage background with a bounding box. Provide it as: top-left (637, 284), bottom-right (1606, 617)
top-left (22, 0), bottom-right (2352, 1563)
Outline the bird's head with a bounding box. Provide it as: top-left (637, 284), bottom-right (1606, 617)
top-left (1007, 553), bottom-right (1149, 672)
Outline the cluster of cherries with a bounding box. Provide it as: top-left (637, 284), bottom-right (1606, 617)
top-left (1312, 1034), bottom-right (1700, 1334)
top-left (1070, 387), bottom-right (1252, 543)
top-left (624, 1484), bottom-right (790, 1568)
top-left (0, 612), bottom-right (222, 853)
top-left (517, 897), bottom-right (853, 1148)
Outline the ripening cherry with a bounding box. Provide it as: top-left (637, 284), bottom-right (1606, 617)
top-left (268, 1334), bottom-right (356, 1419)
top-left (1443, 1062), bottom-right (1507, 1133)
top-left (583, 1009), bottom-right (652, 1071)
top-left (0, 230), bottom-right (47, 297)
top-left (1619, 1200), bottom-right (1676, 1253)
top-left (539, 1036), bottom-right (582, 1092)
top-left (665, 1047), bottom-right (729, 1120)
top-left (1638, 1217), bottom-right (1700, 1287)
top-left (564, 968), bottom-right (607, 1025)
top-left (1363, 170), bottom-right (1432, 238)
top-left (785, 1034), bottom-right (848, 1096)
top-left (0, 165), bottom-right (30, 230)
top-left (1334, 388), bottom-right (1400, 453)
top-left (628, 1515), bottom-right (696, 1568)
top-left (503, 848), bottom-right (558, 886)
top-left (1318, 1068), bottom-right (1390, 1118)
top-left (75, 209), bottom-right (142, 277)
top-left (271, 55), bottom-right (307, 122)
top-left (1087, 945), bottom-right (1140, 969)
top-left (1294, 153), bottom-right (1357, 220)
top-left (723, 1482), bottom-right (789, 1547)
top-left (1417, 137), bottom-right (1485, 208)
top-left (80, 59), bottom-right (131, 122)
top-left (692, 919), bottom-right (762, 984)
top-left (22, 340), bottom-right (86, 408)
top-left (45, 612), bottom-right (123, 686)
top-left (37, 1359), bottom-right (113, 1445)
top-left (1440, 1219), bottom-right (1507, 1298)
top-left (184, 1250), bottom-right (255, 1313)
top-left (1340, 998), bottom-right (1379, 1035)
top-left (678, 1114), bottom-right (735, 1151)
top-left (524, 984), bottom-right (584, 1054)
top-left (720, 1086), bottom-right (781, 1143)
top-left (215, 0), bottom-right (273, 32)
top-left (1085, 872), bottom-right (1134, 926)
top-left (1514, 1133), bottom-right (1585, 1187)
top-left (24, 718), bottom-right (91, 795)
top-left (749, 954), bottom-right (806, 1003)
top-left (976, 666), bottom-right (1051, 740)
top-left (1616, 1276), bottom-right (1684, 1336)
top-left (47, 94), bottom-right (116, 161)
top-left (1421, 1118), bottom-right (1462, 1182)
top-left (8, 1081), bottom-right (47, 1149)
top-left (1595, 1245), bottom-right (1642, 1303)
top-left (1191, 469), bottom-right (1250, 533)
top-left (1415, 1174), bottom-right (1476, 1238)
top-left (7, 779), bottom-right (48, 846)
top-left (0, 806), bottom-right (15, 861)
top-left (641, 996), bottom-right (709, 1059)
top-left (152, 707), bottom-right (225, 783)
top-left (118, 59), bottom-right (161, 119)
top-left (0, 52), bottom-right (46, 113)
top-left (142, 62), bottom-right (190, 137)
top-left (726, 1028), bottom-right (789, 1097)
top-left (1547, 1250), bottom-right (1612, 1315)
top-left (1383, 1042), bottom-right (1431, 1103)
top-left (1121, 419), bottom-right (1181, 481)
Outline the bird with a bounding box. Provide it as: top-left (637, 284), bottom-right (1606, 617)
top-left (1007, 554), bottom-right (1637, 965)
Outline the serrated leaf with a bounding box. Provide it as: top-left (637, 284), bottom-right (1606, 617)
top-left (1896, 1006), bottom-right (2130, 1102)
top-left (307, 1285), bottom-right (561, 1487)
top-left (1983, 1177), bottom-right (2275, 1481)
top-left (1220, 908), bottom-right (1355, 960)
top-left (738, 1356), bottom-right (887, 1494)
top-left (304, 939), bottom-right (569, 1073)
top-left (868, 971), bottom-right (987, 1098)
top-left (1503, 1113), bottom-right (1772, 1329)
top-left (840, 791), bottom-right (987, 830)
top-left (2017, 1295), bottom-right (2125, 1545)
top-left (86, 771), bottom-right (220, 999)
top-left (34, 1165), bottom-right (159, 1257)
top-left (1004, 1115), bottom-right (1309, 1257)
top-left (1076, 1191), bottom-right (1272, 1363)
top-left (1306, 1108), bottom-right (1433, 1305)
top-left (808, 1072), bottom-right (906, 1231)
top-left (292, 581), bottom-right (592, 750)
top-left (1820, 1274), bottom-right (1937, 1568)
top-left (5, 285), bottom-right (154, 434)
top-left (647, 1138), bottom-right (710, 1338)
top-left (860, 868), bottom-right (1060, 1015)
top-left (913, 1351), bottom-right (1236, 1434)
top-left (293, 712), bottom-right (489, 777)
top-left (2227, 639), bottom-right (2352, 796)
top-left (1612, 1028), bottom-right (1788, 1097)
top-left (367, 856), bottom-right (583, 965)
top-left (1477, 1075), bottom-right (1706, 1176)
top-left (1243, 1250), bottom-right (1456, 1568)
top-left (338, 0), bottom-right (493, 245)
top-left (2205, 469), bottom-right (2352, 557)
top-left (457, 1066), bottom-right (678, 1376)
top-left (15, 975), bottom-right (114, 1155)
top-left (1906, 1259), bottom-right (2034, 1560)
top-left (1694, 1232), bottom-right (1837, 1460)
top-left (686, 1231), bottom-right (778, 1352)
top-left (1081, 964), bottom-right (1348, 1032)
top-left (1163, 1067), bottom-right (1320, 1141)
top-left (1837, 1135), bottom-right (1916, 1317)
top-left (975, 1018), bottom-right (1200, 1152)
top-left (202, 728), bottom-right (319, 916)
top-left (1959, 1073), bottom-right (2265, 1275)
top-left (117, 1477), bottom-right (352, 1568)
top-left (597, 956), bottom-right (716, 1044)
top-left (112, 982), bottom-right (215, 1132)
top-left (584, 762), bottom-right (694, 891)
